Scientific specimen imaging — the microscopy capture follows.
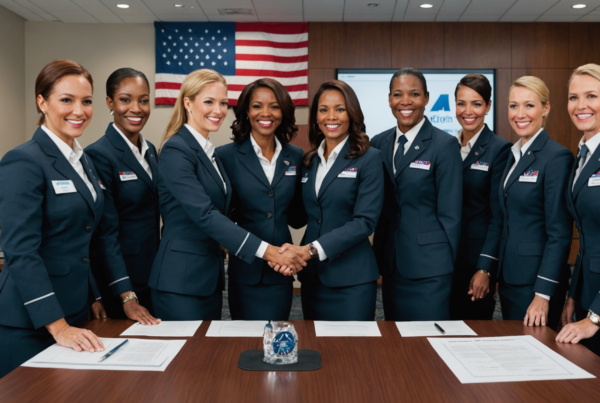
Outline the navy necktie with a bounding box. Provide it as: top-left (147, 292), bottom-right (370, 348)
top-left (394, 135), bottom-right (408, 174)
top-left (579, 144), bottom-right (589, 169)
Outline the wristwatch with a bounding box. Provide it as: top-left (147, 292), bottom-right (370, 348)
top-left (122, 292), bottom-right (139, 305)
top-left (477, 269), bottom-right (491, 278)
top-left (588, 310), bottom-right (600, 326)
top-left (307, 243), bottom-right (319, 260)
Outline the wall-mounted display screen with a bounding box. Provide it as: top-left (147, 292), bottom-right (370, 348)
top-left (337, 69), bottom-right (496, 138)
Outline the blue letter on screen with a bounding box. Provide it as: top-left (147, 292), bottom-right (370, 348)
top-left (430, 94), bottom-right (451, 112)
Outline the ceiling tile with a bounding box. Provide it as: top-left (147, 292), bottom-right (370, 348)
top-left (155, 13), bottom-right (209, 22)
top-left (434, 14), bottom-right (462, 22)
top-left (205, 14), bottom-right (260, 22)
top-left (536, 14), bottom-right (582, 21)
top-left (402, 0), bottom-right (444, 21)
top-left (252, 0), bottom-right (302, 15)
top-left (304, 14), bottom-right (343, 21)
top-left (0, 0), bottom-right (44, 20)
top-left (501, 0), bottom-right (555, 17)
top-left (344, 0), bottom-right (396, 15)
top-left (344, 14), bottom-right (394, 21)
top-left (304, 0), bottom-right (344, 15)
top-left (402, 14), bottom-right (436, 21)
top-left (71, 0), bottom-right (123, 23)
top-left (259, 14), bottom-right (304, 22)
top-left (499, 14), bottom-right (539, 22)
top-left (391, 0), bottom-right (409, 21)
top-left (461, 0), bottom-right (516, 16)
top-left (196, 0), bottom-right (255, 16)
top-left (540, 0), bottom-right (600, 20)
top-left (52, 12), bottom-right (99, 23)
top-left (459, 14), bottom-right (504, 21)
top-left (100, 0), bottom-right (156, 17)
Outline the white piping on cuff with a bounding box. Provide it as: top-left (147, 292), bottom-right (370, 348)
top-left (24, 292), bottom-right (55, 306)
top-left (235, 233), bottom-right (250, 256)
top-left (480, 254), bottom-right (498, 261)
top-left (109, 276), bottom-right (129, 286)
top-left (537, 275), bottom-right (559, 284)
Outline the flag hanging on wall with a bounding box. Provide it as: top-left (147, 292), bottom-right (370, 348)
top-left (154, 22), bottom-right (308, 106)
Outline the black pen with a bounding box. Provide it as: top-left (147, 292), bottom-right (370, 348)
top-left (434, 323), bottom-right (446, 335)
top-left (98, 339), bottom-right (129, 362)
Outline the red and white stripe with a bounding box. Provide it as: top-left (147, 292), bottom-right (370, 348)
top-left (155, 23), bottom-right (308, 107)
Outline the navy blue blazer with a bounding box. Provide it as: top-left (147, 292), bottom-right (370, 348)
top-left (148, 126), bottom-right (263, 297)
top-left (567, 144), bottom-right (600, 314)
top-left (498, 130), bottom-right (573, 296)
top-left (0, 128), bottom-right (103, 329)
top-left (85, 123), bottom-right (160, 296)
top-left (371, 117), bottom-right (463, 279)
top-left (456, 125), bottom-right (511, 275)
top-left (217, 137), bottom-right (306, 286)
top-left (298, 142), bottom-right (384, 288)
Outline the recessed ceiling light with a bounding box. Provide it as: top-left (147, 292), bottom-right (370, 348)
top-left (116, 4), bottom-right (129, 9)
top-left (174, 4), bottom-right (185, 7)
top-left (572, 4), bottom-right (587, 8)
top-left (420, 3), bottom-right (434, 8)
top-left (367, 3), bottom-right (379, 6)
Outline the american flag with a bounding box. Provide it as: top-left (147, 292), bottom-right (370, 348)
top-left (154, 22), bottom-right (308, 106)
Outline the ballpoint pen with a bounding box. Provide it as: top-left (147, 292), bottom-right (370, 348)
top-left (98, 339), bottom-right (129, 362)
top-left (434, 323), bottom-right (446, 335)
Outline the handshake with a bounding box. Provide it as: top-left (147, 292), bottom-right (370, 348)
top-left (263, 243), bottom-right (313, 276)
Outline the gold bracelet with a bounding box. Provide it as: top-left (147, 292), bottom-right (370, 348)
top-left (477, 269), bottom-right (491, 278)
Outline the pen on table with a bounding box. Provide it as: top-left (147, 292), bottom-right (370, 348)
top-left (434, 323), bottom-right (446, 335)
top-left (98, 339), bottom-right (129, 362)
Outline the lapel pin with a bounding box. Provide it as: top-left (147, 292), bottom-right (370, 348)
top-left (415, 145), bottom-right (419, 150)
top-left (475, 152), bottom-right (479, 156)
top-left (284, 161), bottom-right (290, 165)
top-left (528, 151), bottom-right (531, 155)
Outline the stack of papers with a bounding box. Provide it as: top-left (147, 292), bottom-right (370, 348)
top-left (396, 321), bottom-right (477, 337)
top-left (121, 321), bottom-right (202, 337)
top-left (23, 338), bottom-right (186, 372)
top-left (206, 321), bottom-right (268, 337)
top-left (314, 321), bottom-right (381, 337)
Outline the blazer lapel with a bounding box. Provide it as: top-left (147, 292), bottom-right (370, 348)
top-left (238, 138), bottom-right (271, 190)
top-left (318, 141), bottom-right (353, 199)
top-left (147, 144), bottom-right (159, 188)
top-left (214, 152), bottom-right (231, 208)
top-left (566, 157), bottom-right (579, 219)
top-left (106, 124), bottom-right (154, 191)
top-left (395, 119), bottom-right (432, 178)
top-left (573, 147), bottom-right (600, 199)
top-left (504, 130), bottom-right (549, 191)
top-left (380, 128), bottom-right (397, 188)
top-left (306, 154), bottom-right (319, 202)
top-left (179, 126), bottom-right (226, 195)
top-left (271, 146), bottom-right (293, 188)
top-left (462, 125), bottom-right (492, 171)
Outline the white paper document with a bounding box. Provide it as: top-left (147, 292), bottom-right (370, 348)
top-left (205, 320), bottom-right (267, 337)
top-left (23, 338), bottom-right (186, 372)
top-left (428, 335), bottom-right (596, 383)
top-left (396, 321), bottom-right (477, 337)
top-left (314, 321), bottom-right (381, 337)
top-left (121, 321), bottom-right (202, 337)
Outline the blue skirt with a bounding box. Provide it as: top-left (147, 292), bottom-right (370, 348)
top-left (228, 280), bottom-right (293, 321)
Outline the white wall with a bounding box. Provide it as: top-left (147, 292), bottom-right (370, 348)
top-left (0, 5), bottom-right (25, 158)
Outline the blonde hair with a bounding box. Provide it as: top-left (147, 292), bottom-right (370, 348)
top-left (569, 63), bottom-right (600, 87)
top-left (508, 76), bottom-right (550, 127)
top-left (160, 69), bottom-right (227, 149)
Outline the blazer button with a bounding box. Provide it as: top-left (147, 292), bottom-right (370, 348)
top-left (317, 218), bottom-right (322, 224)
top-left (268, 191), bottom-right (274, 198)
top-left (82, 256), bottom-right (89, 264)
top-left (220, 209), bottom-right (224, 214)
top-left (85, 226), bottom-right (92, 233)
top-left (266, 212), bottom-right (273, 219)
top-left (239, 254), bottom-right (244, 260)
top-left (148, 224), bottom-right (155, 230)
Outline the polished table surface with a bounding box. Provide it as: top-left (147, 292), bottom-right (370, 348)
top-left (1, 320), bottom-right (599, 402)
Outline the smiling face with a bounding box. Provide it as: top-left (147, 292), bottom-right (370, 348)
top-left (508, 86), bottom-right (550, 139)
top-left (568, 74), bottom-right (600, 138)
top-left (248, 87), bottom-right (282, 138)
top-left (37, 74), bottom-right (93, 146)
top-left (316, 89), bottom-right (350, 142)
top-left (184, 82), bottom-right (228, 137)
top-left (455, 86), bottom-right (491, 135)
top-left (389, 75), bottom-right (429, 133)
top-left (107, 76), bottom-right (151, 137)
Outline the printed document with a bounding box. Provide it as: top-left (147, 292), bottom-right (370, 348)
top-left (397, 321), bottom-right (477, 337)
top-left (205, 321), bottom-right (267, 337)
top-left (314, 321), bottom-right (381, 337)
top-left (121, 321), bottom-right (202, 337)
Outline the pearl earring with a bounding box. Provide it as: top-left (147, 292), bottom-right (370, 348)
top-left (187, 110), bottom-right (192, 114)
top-left (110, 110), bottom-right (114, 116)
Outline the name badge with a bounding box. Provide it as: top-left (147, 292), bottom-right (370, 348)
top-left (470, 161), bottom-right (490, 172)
top-left (409, 160), bottom-right (431, 171)
top-left (301, 175), bottom-right (308, 184)
top-left (589, 171), bottom-right (600, 187)
top-left (285, 166), bottom-right (297, 176)
top-left (52, 180), bottom-right (76, 194)
top-left (119, 171), bottom-right (138, 181)
top-left (98, 181), bottom-right (106, 190)
top-left (338, 167), bottom-right (358, 178)
top-left (519, 170), bottom-right (539, 183)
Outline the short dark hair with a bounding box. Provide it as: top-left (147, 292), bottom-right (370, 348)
top-left (389, 67), bottom-right (428, 96)
top-left (303, 80), bottom-right (370, 167)
top-left (231, 78), bottom-right (297, 145)
top-left (106, 68), bottom-right (150, 99)
top-left (454, 73), bottom-right (492, 105)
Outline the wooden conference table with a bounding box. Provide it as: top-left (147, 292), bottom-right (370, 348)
top-left (0, 320), bottom-right (599, 402)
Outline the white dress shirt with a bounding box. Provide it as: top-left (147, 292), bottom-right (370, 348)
top-left (393, 118), bottom-right (425, 174)
top-left (184, 124), bottom-right (226, 193)
top-left (41, 125), bottom-right (97, 202)
top-left (310, 136), bottom-right (349, 261)
top-left (250, 133), bottom-right (282, 184)
top-left (457, 126), bottom-right (484, 161)
top-left (573, 132), bottom-right (600, 187)
top-left (113, 123), bottom-right (152, 179)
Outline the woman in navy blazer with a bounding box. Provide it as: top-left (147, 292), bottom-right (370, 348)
top-left (85, 68), bottom-right (160, 324)
top-left (217, 79), bottom-right (305, 320)
top-left (0, 60), bottom-right (105, 377)
top-left (498, 76), bottom-right (573, 329)
top-left (148, 69), bottom-right (305, 321)
top-left (450, 74), bottom-right (511, 320)
top-left (371, 68), bottom-right (463, 321)
top-left (557, 64), bottom-right (600, 354)
top-left (275, 80), bottom-right (384, 321)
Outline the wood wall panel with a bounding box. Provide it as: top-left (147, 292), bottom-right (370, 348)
top-left (291, 125), bottom-right (310, 151)
top-left (444, 23), bottom-right (512, 69)
top-left (307, 68), bottom-right (336, 107)
top-left (511, 23), bottom-right (570, 68)
top-left (308, 23), bottom-right (392, 69)
top-left (391, 23), bottom-right (444, 69)
top-left (494, 69), bottom-right (513, 142)
top-left (568, 23), bottom-right (600, 68)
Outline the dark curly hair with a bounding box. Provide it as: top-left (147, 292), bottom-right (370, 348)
top-left (231, 78), bottom-right (297, 145)
top-left (303, 80), bottom-right (370, 167)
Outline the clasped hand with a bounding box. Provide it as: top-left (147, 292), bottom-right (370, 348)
top-left (264, 243), bottom-right (309, 276)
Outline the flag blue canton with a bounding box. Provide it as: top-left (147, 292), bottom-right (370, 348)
top-left (155, 22), bottom-right (236, 76)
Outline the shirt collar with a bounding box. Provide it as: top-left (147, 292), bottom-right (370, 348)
top-left (511, 128), bottom-right (544, 160)
top-left (185, 123), bottom-right (212, 153)
top-left (113, 123), bottom-right (149, 157)
top-left (41, 124), bottom-right (83, 164)
top-left (579, 132), bottom-right (600, 157)
top-left (457, 125), bottom-right (485, 149)
top-left (250, 132), bottom-right (282, 161)
top-left (395, 118), bottom-right (425, 145)
top-left (318, 135), bottom-right (349, 165)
